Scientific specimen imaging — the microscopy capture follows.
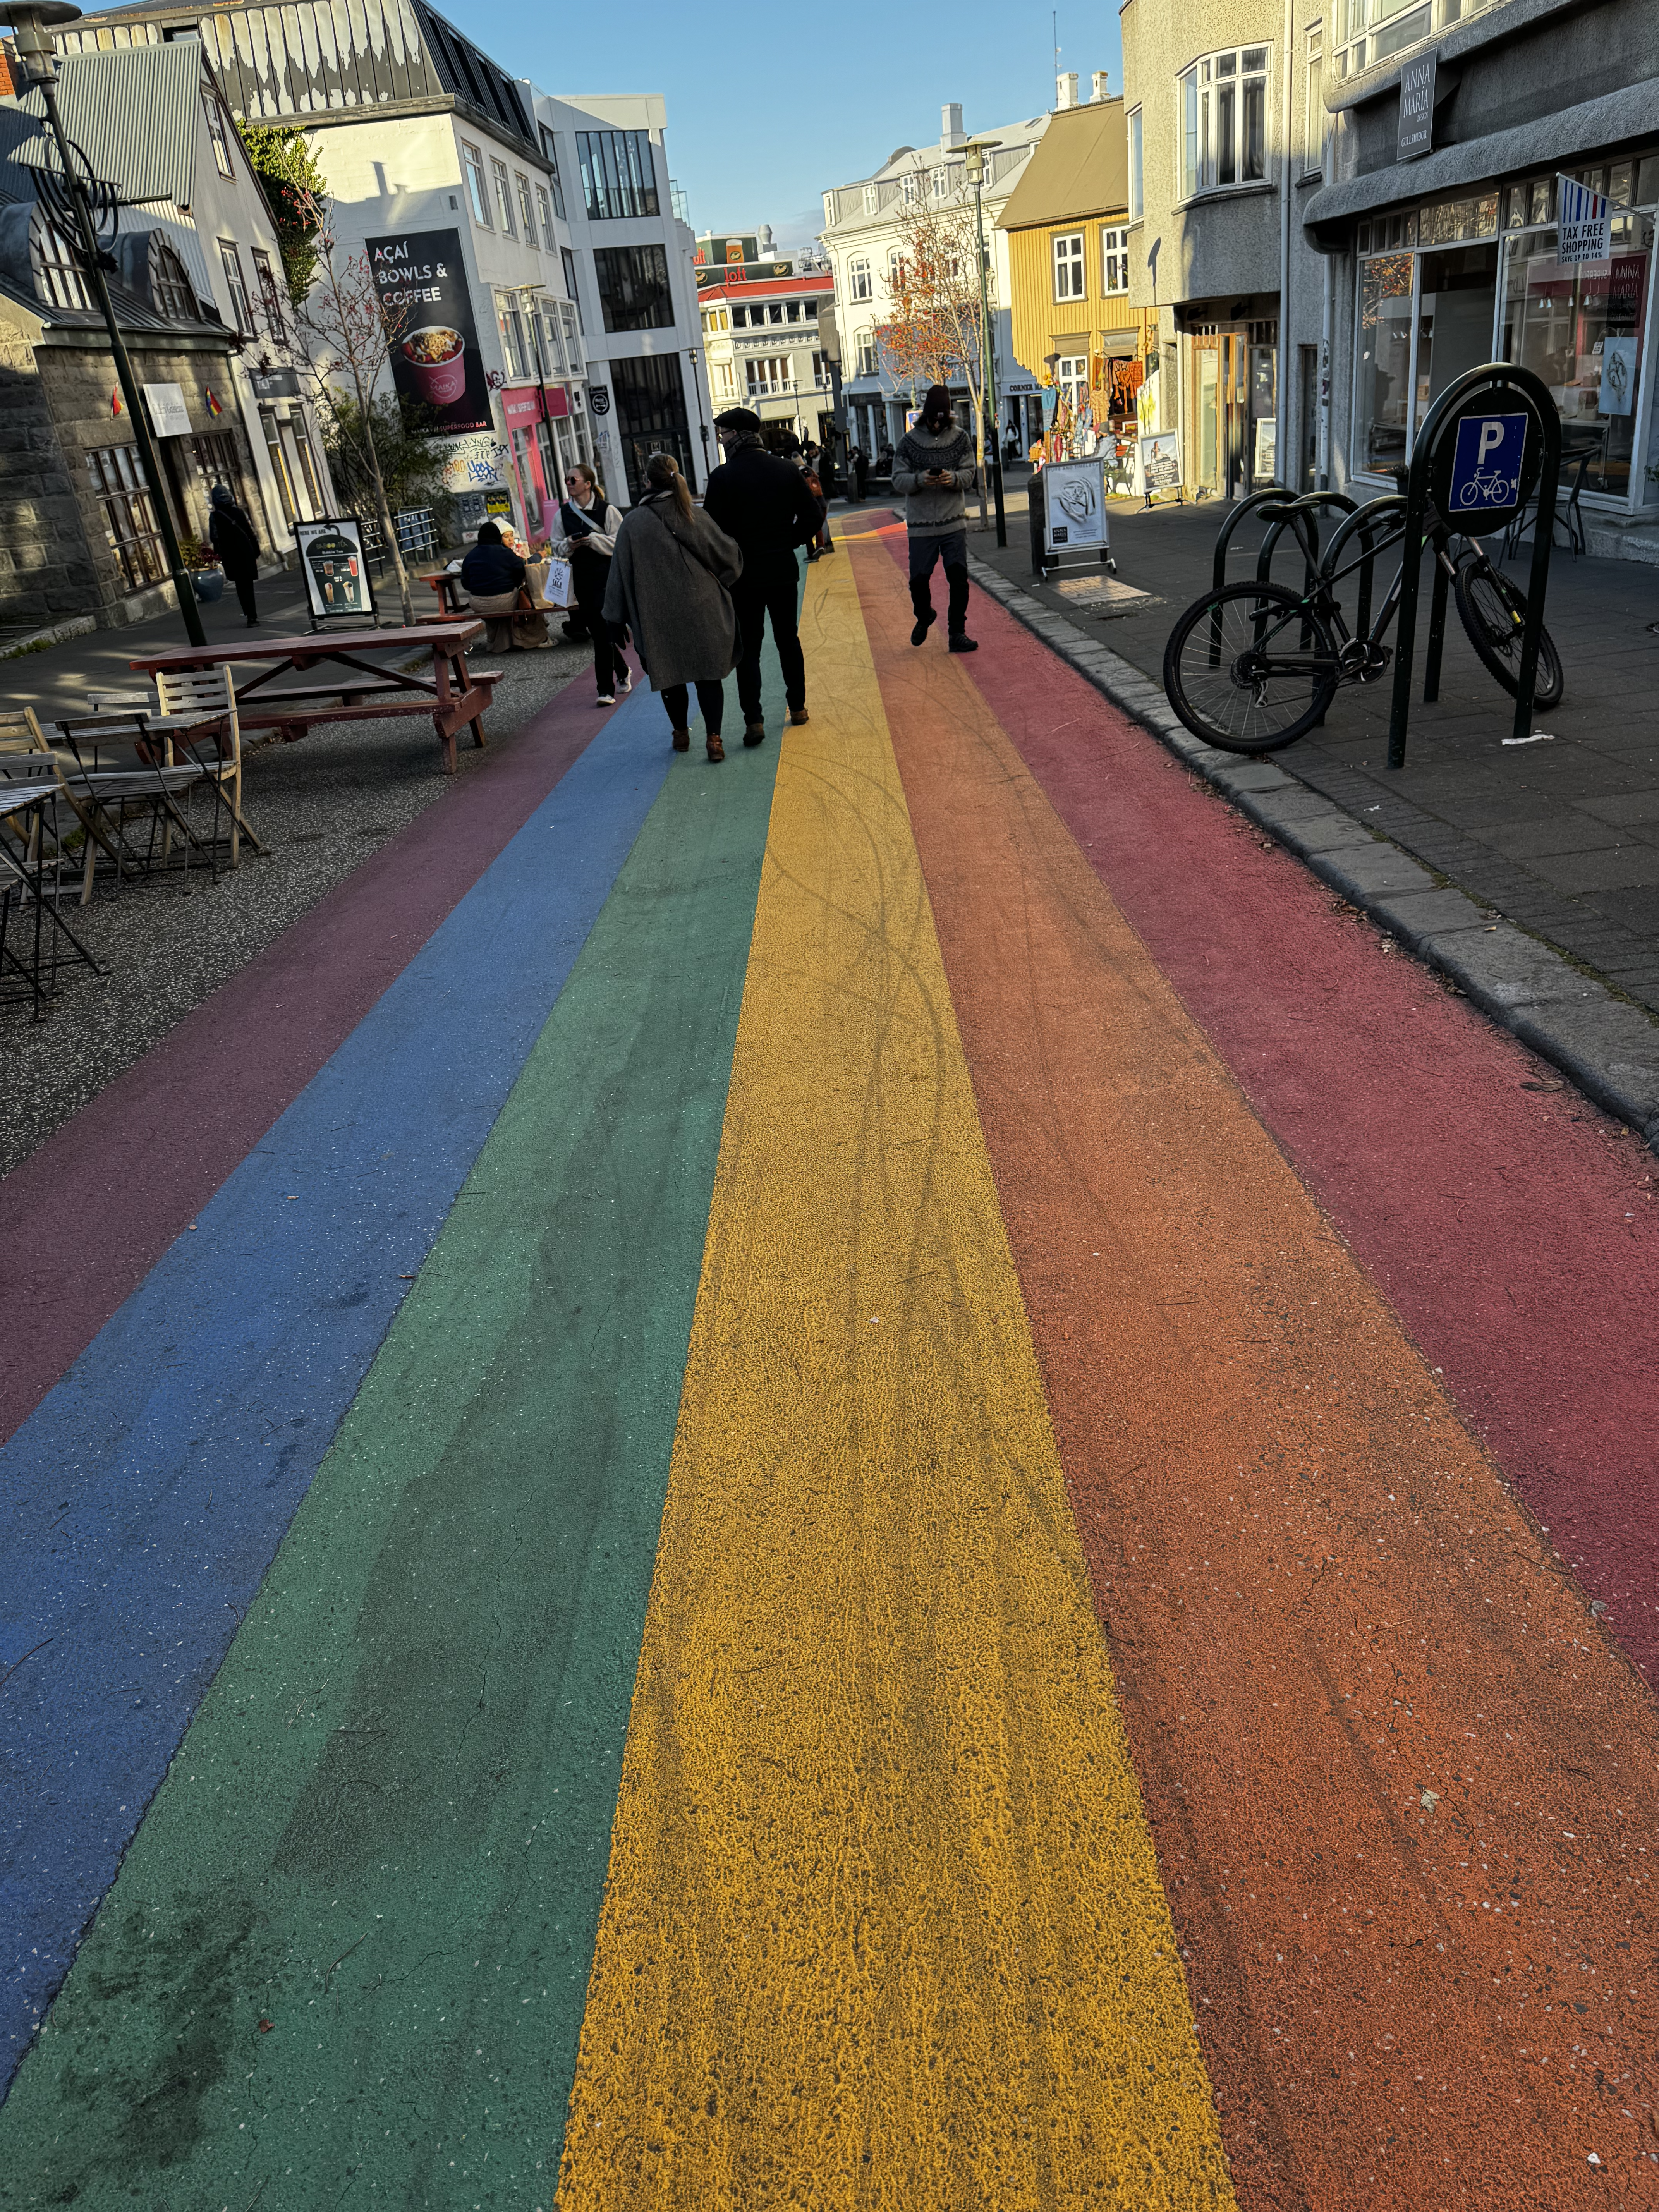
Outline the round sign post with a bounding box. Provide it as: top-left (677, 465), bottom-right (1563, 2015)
top-left (1386, 362), bottom-right (1562, 769)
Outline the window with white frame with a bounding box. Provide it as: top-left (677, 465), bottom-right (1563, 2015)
top-left (1053, 231), bottom-right (1086, 301)
top-left (811, 350), bottom-right (830, 386)
top-left (745, 356), bottom-right (792, 395)
top-left (1101, 227), bottom-right (1129, 295)
top-left (202, 88), bottom-right (234, 178)
top-left (1127, 105), bottom-right (1144, 222)
top-left (849, 254), bottom-right (872, 300)
top-left (1304, 32), bottom-right (1326, 173)
top-left (218, 240), bottom-right (252, 333)
top-left (462, 140), bottom-right (490, 227)
top-left (863, 184), bottom-right (879, 215)
top-left (1055, 355), bottom-right (1089, 407)
top-left (1335, 0), bottom-right (1493, 79)
top-left (715, 360), bottom-right (735, 396)
top-left (888, 247), bottom-right (905, 284)
top-left (491, 157), bottom-right (517, 236)
top-left (1179, 47), bottom-right (1269, 199)
top-left (901, 173), bottom-right (917, 206)
top-left (856, 328), bottom-right (876, 376)
top-left (517, 172), bottom-right (538, 246)
top-left (536, 183), bottom-right (555, 251)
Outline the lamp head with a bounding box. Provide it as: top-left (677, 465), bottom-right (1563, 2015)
top-left (3, 1), bottom-right (82, 80)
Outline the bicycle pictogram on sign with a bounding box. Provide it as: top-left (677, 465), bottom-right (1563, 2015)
top-left (1447, 413), bottom-right (1527, 516)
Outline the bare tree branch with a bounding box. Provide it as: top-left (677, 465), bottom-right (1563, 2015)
top-left (876, 162), bottom-right (993, 524)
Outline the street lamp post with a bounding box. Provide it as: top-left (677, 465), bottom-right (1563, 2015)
top-left (686, 346), bottom-right (710, 491)
top-left (962, 138), bottom-right (1006, 549)
top-left (7, 1), bottom-right (207, 645)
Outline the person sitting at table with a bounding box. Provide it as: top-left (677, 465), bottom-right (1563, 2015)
top-left (461, 522), bottom-right (531, 654)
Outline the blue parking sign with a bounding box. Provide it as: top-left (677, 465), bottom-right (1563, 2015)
top-left (1447, 412), bottom-right (1527, 519)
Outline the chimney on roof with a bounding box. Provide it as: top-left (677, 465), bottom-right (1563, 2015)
top-left (1091, 70), bottom-right (1111, 102)
top-left (1056, 71), bottom-right (1079, 110)
top-left (941, 100), bottom-right (965, 147)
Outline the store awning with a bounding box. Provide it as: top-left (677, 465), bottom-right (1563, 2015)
top-left (1303, 77), bottom-right (1659, 246)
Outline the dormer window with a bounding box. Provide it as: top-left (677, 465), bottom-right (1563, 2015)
top-left (150, 239), bottom-right (197, 320)
top-left (33, 212), bottom-right (88, 311)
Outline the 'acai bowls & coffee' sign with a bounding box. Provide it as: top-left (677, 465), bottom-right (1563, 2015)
top-left (369, 229), bottom-right (491, 434)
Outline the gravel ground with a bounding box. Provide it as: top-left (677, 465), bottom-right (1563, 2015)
top-left (1, 640), bottom-right (592, 1177)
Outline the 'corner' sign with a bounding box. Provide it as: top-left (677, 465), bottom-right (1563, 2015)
top-left (1397, 50), bottom-right (1436, 160)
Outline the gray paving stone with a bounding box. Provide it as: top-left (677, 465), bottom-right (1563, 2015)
top-left (1368, 888), bottom-right (1490, 942)
top-left (1433, 924), bottom-right (1607, 1009)
top-left (1311, 846), bottom-right (1438, 899)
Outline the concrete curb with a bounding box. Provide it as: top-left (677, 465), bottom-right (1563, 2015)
top-left (967, 551), bottom-right (1659, 1149)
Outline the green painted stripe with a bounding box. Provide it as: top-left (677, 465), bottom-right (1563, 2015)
top-left (0, 692), bottom-right (786, 2207)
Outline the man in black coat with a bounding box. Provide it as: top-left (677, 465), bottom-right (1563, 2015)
top-left (702, 407), bottom-right (820, 745)
top-left (207, 483), bottom-right (262, 626)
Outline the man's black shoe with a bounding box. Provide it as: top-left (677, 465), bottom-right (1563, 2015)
top-left (910, 607), bottom-right (936, 647)
top-left (948, 634), bottom-right (979, 653)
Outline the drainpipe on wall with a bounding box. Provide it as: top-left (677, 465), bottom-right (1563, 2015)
top-left (1278, 0), bottom-right (1293, 487)
top-left (1318, 250), bottom-right (1333, 490)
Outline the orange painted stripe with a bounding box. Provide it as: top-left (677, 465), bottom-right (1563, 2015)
top-left (849, 532), bottom-right (1659, 2210)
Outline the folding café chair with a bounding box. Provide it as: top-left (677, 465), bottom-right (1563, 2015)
top-left (51, 708), bottom-right (222, 902)
top-left (150, 663), bottom-right (265, 870)
top-left (0, 728), bottom-right (103, 1017)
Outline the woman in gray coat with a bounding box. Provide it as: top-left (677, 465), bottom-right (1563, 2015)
top-left (602, 452), bottom-right (743, 761)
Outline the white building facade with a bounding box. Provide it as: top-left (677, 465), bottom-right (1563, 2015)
top-left (699, 266), bottom-right (834, 447)
top-left (820, 100), bottom-right (1050, 457)
top-left (527, 92), bottom-right (709, 500)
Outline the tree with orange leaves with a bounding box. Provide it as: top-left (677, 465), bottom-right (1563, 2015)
top-left (875, 163), bottom-right (991, 526)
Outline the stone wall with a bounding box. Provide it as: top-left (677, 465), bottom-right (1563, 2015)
top-left (33, 331), bottom-right (262, 625)
top-left (0, 323), bottom-right (100, 636)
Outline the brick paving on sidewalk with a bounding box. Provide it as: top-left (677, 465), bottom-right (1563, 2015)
top-left (963, 471), bottom-right (1659, 1017)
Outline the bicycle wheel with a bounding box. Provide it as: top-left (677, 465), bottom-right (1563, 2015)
top-left (1163, 581), bottom-right (1340, 754)
top-left (1453, 553), bottom-right (1565, 708)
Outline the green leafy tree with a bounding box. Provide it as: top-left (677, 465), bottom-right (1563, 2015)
top-left (238, 122), bottom-right (326, 305)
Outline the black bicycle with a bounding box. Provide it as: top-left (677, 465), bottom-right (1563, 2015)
top-left (1163, 493), bottom-right (1564, 755)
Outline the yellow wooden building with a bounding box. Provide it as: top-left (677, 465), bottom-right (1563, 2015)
top-left (996, 88), bottom-right (1142, 450)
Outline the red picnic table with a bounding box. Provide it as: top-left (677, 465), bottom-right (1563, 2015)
top-left (129, 620), bottom-right (497, 775)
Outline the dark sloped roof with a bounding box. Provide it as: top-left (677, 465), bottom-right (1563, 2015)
top-left (62, 0), bottom-right (538, 154)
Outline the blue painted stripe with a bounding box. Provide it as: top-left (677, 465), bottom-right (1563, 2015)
top-left (0, 683), bottom-right (670, 2083)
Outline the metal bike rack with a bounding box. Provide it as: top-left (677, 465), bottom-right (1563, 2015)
top-left (1387, 362), bottom-right (1562, 769)
top-left (1209, 486), bottom-right (1288, 597)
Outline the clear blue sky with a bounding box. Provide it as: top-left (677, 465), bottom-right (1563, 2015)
top-left (444, 1), bottom-right (1123, 252)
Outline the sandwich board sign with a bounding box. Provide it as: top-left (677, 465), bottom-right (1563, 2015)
top-left (1042, 456), bottom-right (1108, 549)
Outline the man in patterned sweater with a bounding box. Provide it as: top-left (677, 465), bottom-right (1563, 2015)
top-left (891, 383), bottom-right (979, 653)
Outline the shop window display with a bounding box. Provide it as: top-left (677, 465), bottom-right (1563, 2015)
top-left (1356, 251), bottom-right (1415, 472)
top-left (1500, 216), bottom-right (1650, 501)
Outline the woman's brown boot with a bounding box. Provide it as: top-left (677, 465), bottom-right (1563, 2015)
top-left (671, 727), bottom-right (690, 752)
top-left (706, 733), bottom-right (725, 763)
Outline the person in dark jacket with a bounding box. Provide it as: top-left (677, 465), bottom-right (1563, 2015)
top-left (459, 520), bottom-right (526, 599)
top-left (207, 483), bottom-right (262, 625)
top-left (459, 521), bottom-right (530, 654)
top-left (702, 407), bottom-right (820, 744)
top-left (892, 383), bottom-right (979, 652)
top-left (555, 465), bottom-right (631, 704)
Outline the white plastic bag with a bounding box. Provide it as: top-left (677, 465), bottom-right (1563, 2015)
top-left (540, 556), bottom-right (573, 609)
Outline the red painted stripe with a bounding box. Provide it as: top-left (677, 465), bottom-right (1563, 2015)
top-left (0, 683), bottom-right (617, 1445)
top-left (896, 532), bottom-right (1659, 1681)
top-left (853, 534), bottom-right (1659, 2207)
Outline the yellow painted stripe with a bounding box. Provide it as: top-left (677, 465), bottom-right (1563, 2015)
top-left (556, 553), bottom-right (1236, 2210)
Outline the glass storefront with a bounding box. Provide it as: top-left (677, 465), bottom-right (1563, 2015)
top-left (1500, 216), bottom-right (1649, 501)
top-left (1351, 161), bottom-right (1659, 516)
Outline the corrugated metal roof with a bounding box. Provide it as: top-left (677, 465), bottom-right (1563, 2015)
top-left (2, 41), bottom-right (201, 207)
top-left (996, 100), bottom-right (1127, 232)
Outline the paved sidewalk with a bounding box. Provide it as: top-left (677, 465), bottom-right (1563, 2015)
top-left (968, 476), bottom-right (1659, 1013)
